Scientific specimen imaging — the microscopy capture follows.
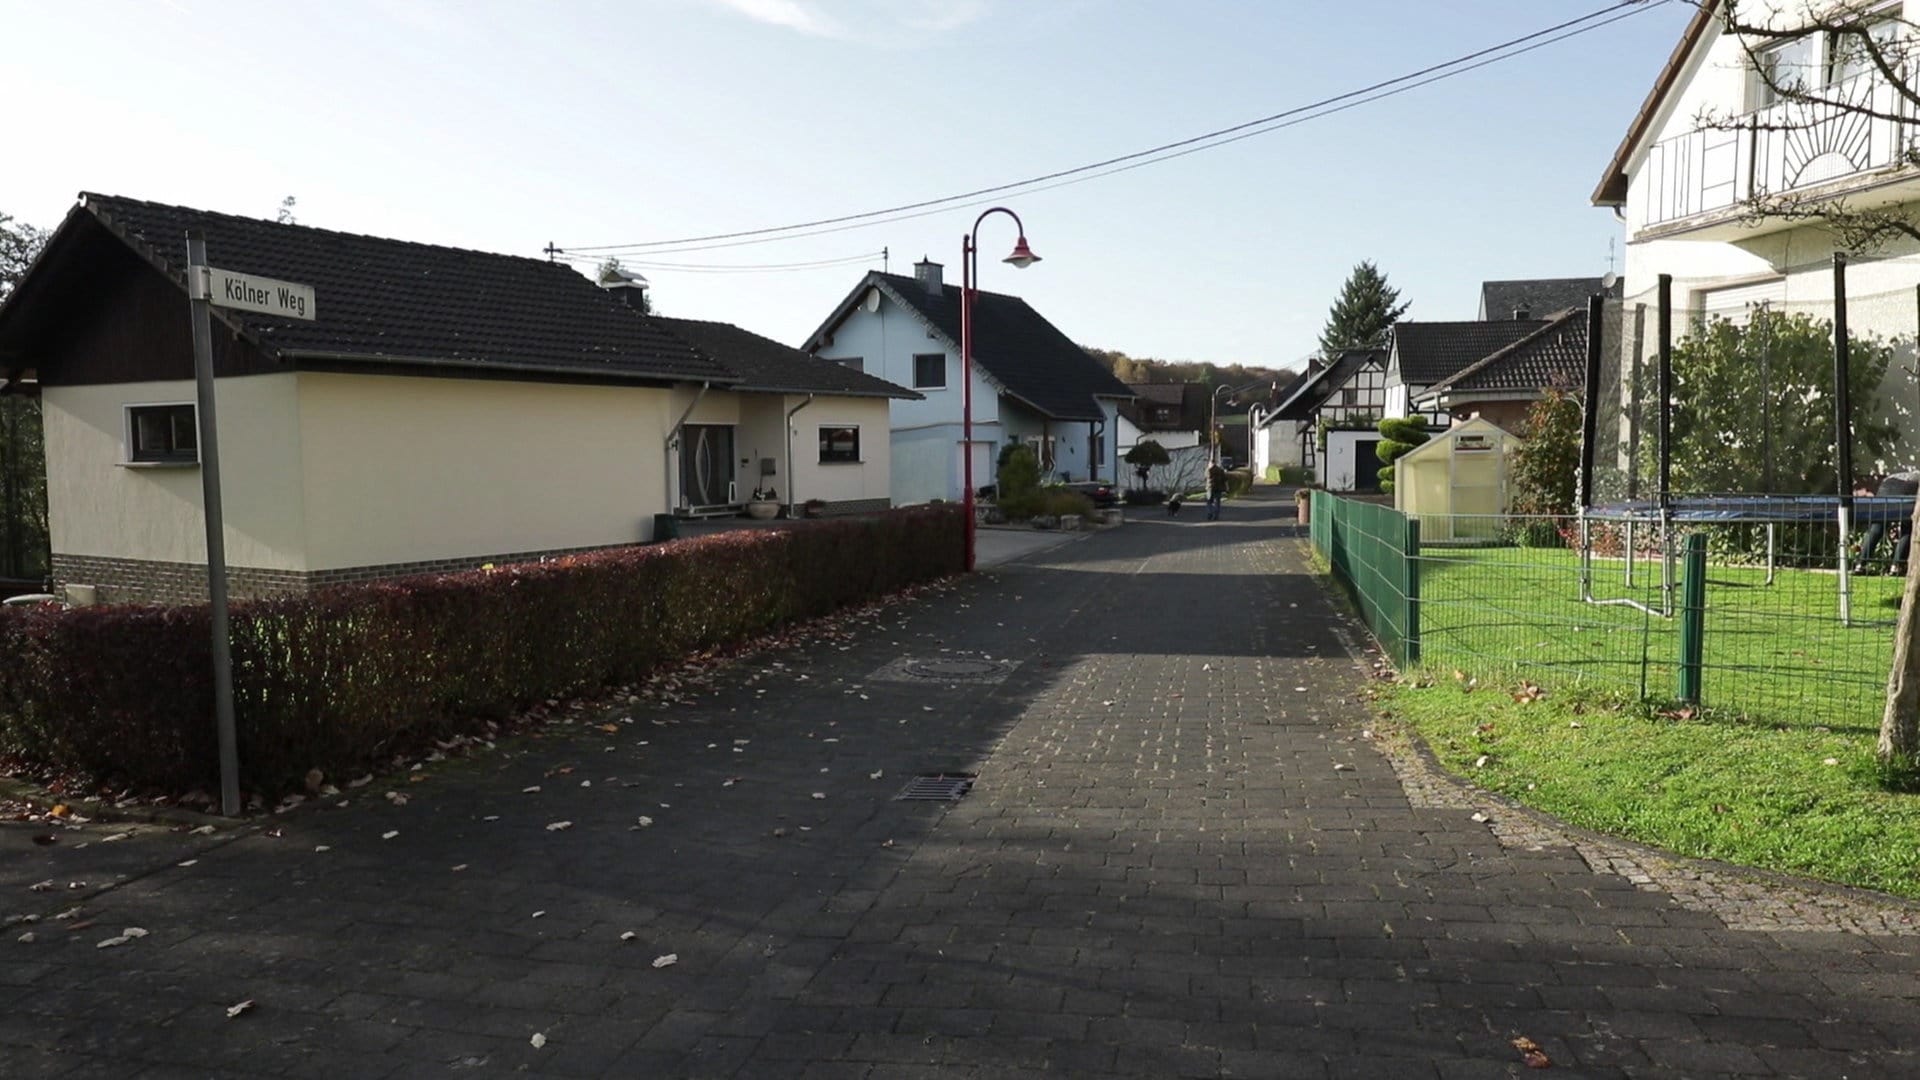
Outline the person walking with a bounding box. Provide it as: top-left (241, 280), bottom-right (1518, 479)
top-left (1205, 460), bottom-right (1228, 521)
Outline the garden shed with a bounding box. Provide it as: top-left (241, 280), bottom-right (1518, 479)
top-left (1394, 416), bottom-right (1517, 543)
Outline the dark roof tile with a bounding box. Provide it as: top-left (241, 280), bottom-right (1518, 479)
top-left (76, 193), bottom-right (730, 384)
top-left (654, 317), bottom-right (917, 399)
top-left (1391, 320), bottom-right (1546, 385)
top-left (1419, 308), bottom-right (1587, 400)
top-left (1479, 277), bottom-right (1619, 321)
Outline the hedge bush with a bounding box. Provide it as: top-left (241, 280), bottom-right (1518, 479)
top-left (0, 506), bottom-right (964, 797)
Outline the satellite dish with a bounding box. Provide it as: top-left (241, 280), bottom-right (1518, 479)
top-left (863, 288), bottom-right (881, 313)
top-left (1600, 271), bottom-right (1619, 292)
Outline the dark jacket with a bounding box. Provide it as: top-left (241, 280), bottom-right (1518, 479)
top-left (1206, 464), bottom-right (1228, 496)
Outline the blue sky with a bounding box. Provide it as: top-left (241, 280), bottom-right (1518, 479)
top-left (0, 0), bottom-right (1689, 371)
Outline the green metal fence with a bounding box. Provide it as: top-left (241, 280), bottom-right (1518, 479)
top-left (1309, 495), bottom-right (1897, 732)
top-left (1309, 491), bottom-right (1419, 666)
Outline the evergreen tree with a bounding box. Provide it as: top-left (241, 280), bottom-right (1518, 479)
top-left (1317, 261), bottom-right (1409, 358)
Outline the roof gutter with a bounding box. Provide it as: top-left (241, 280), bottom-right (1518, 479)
top-left (282, 349), bottom-right (736, 386)
top-left (784, 394), bottom-right (816, 512)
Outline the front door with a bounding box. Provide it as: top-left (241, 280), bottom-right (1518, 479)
top-left (1352, 438), bottom-right (1382, 492)
top-left (680, 424), bottom-right (736, 510)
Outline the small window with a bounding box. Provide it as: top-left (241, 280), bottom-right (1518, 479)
top-left (1341, 387), bottom-right (1359, 406)
top-left (913, 353), bottom-right (946, 389)
top-left (127, 403), bottom-right (198, 464)
top-left (838, 356), bottom-right (865, 373)
top-left (819, 426), bottom-right (860, 464)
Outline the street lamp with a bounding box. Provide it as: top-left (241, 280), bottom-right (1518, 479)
top-left (1210, 384), bottom-right (1234, 465)
top-left (961, 207), bottom-right (1041, 572)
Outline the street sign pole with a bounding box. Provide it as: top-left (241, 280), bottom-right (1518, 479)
top-left (185, 231), bottom-right (241, 817)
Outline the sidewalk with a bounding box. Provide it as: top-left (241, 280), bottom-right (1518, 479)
top-left (1, 491), bottom-right (1916, 1077)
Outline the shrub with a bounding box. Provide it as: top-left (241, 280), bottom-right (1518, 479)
top-left (1122, 488), bottom-right (1166, 507)
top-left (1226, 469), bottom-right (1254, 497)
top-left (0, 506), bottom-right (965, 797)
top-left (1375, 417), bottom-right (1431, 495)
top-left (1036, 489), bottom-right (1096, 519)
top-left (997, 445), bottom-right (1040, 504)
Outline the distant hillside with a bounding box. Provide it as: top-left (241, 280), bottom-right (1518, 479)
top-left (1084, 347), bottom-right (1293, 393)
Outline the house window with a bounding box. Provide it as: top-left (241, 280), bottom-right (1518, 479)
top-left (838, 357), bottom-right (864, 373)
top-left (913, 353), bottom-right (946, 389)
top-left (1341, 387), bottom-right (1359, 406)
top-left (1827, 9), bottom-right (1902, 87)
top-left (126, 403), bottom-right (198, 464)
top-left (1751, 35), bottom-right (1815, 109)
top-left (819, 426), bottom-right (860, 463)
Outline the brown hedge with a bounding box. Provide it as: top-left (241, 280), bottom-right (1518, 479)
top-left (0, 506), bottom-right (963, 795)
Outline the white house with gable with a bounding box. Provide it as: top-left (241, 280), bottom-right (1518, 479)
top-left (804, 261), bottom-right (1131, 505)
top-left (1594, 0), bottom-right (1920, 462)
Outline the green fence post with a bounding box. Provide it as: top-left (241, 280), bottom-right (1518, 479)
top-left (1678, 532), bottom-right (1707, 704)
top-left (1404, 515), bottom-right (1421, 667)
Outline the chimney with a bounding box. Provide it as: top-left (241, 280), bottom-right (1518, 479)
top-left (598, 265), bottom-right (651, 309)
top-left (914, 257), bottom-right (944, 295)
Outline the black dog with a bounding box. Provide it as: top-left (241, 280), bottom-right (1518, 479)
top-left (1166, 493), bottom-right (1185, 517)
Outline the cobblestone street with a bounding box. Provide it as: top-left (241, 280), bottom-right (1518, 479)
top-left (3, 491), bottom-right (1918, 1078)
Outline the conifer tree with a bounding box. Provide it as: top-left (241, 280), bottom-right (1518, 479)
top-left (1317, 261), bottom-right (1409, 357)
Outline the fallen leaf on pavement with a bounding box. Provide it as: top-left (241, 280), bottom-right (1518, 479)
top-left (811, 792), bottom-right (826, 800)
top-left (1512, 1036), bottom-right (1551, 1068)
top-left (620, 931), bottom-right (637, 941)
top-left (226, 999), bottom-right (255, 1019)
top-left (545, 821), bottom-right (573, 832)
top-left (652, 953), bottom-right (678, 968)
top-left (189, 825), bottom-right (216, 836)
top-left (530, 1032), bottom-right (547, 1049)
top-left (381, 831), bottom-right (399, 840)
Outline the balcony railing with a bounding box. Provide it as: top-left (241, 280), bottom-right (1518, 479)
top-left (1642, 71), bottom-right (1920, 229)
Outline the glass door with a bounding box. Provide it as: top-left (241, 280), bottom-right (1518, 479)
top-left (680, 424), bottom-right (736, 511)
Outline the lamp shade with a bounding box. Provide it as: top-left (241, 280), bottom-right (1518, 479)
top-left (1003, 236), bottom-right (1041, 269)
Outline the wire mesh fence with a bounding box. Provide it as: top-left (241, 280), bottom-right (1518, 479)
top-left (1312, 495), bottom-right (1901, 733)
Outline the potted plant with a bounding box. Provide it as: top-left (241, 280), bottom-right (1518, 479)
top-left (745, 485), bottom-right (780, 520)
top-left (802, 498), bottom-right (827, 519)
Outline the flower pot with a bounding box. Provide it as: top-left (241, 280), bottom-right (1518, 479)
top-left (745, 500), bottom-right (779, 520)
top-left (1294, 489), bottom-right (1312, 525)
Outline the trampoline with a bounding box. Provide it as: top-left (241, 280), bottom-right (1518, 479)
top-left (1578, 496), bottom-right (1914, 621)
top-left (1576, 264), bottom-right (1904, 626)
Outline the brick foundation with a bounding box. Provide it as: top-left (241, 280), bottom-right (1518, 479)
top-left (52, 543), bottom-right (632, 606)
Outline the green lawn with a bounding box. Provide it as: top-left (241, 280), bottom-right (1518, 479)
top-left (1381, 678), bottom-right (1920, 899)
top-left (1416, 544), bottom-right (1903, 734)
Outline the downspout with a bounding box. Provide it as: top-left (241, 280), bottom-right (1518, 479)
top-left (785, 394), bottom-right (816, 515)
top-left (666, 382), bottom-right (711, 513)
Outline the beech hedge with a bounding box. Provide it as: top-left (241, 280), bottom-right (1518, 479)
top-left (0, 506), bottom-right (963, 795)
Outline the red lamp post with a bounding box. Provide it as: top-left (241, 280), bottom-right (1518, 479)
top-left (960, 207), bottom-right (1041, 572)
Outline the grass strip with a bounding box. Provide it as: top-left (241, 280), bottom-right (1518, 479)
top-left (1378, 673), bottom-right (1920, 899)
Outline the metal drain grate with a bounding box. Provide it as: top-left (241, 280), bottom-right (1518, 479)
top-left (869, 654), bottom-right (1020, 685)
top-left (895, 773), bottom-right (976, 801)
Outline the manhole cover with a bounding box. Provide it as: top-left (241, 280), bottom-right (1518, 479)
top-left (869, 654), bottom-right (1020, 685)
top-left (895, 773), bottom-right (976, 801)
top-left (906, 658), bottom-right (1001, 679)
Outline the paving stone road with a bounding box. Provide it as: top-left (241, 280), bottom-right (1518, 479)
top-left (4, 491), bottom-right (1919, 1078)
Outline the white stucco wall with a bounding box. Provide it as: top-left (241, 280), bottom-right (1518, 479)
top-left (813, 284), bottom-right (999, 430)
top-left (1324, 429), bottom-right (1385, 494)
top-left (43, 375), bottom-right (308, 571)
top-left (297, 372), bottom-right (673, 569)
top-left (789, 396), bottom-right (893, 505)
top-left (1615, 3), bottom-right (1920, 470)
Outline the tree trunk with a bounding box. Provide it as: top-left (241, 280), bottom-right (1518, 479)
top-left (1880, 496), bottom-right (1920, 764)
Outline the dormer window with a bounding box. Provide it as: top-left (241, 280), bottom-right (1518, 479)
top-left (1826, 11), bottom-right (1903, 88)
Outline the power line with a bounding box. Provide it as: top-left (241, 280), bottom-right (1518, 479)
top-left (563, 2), bottom-right (1658, 259)
top-left (559, 0), bottom-right (1664, 257)
top-left (565, 250), bottom-right (886, 273)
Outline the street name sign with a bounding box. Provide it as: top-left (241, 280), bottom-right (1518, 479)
top-left (193, 266), bottom-right (316, 321)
